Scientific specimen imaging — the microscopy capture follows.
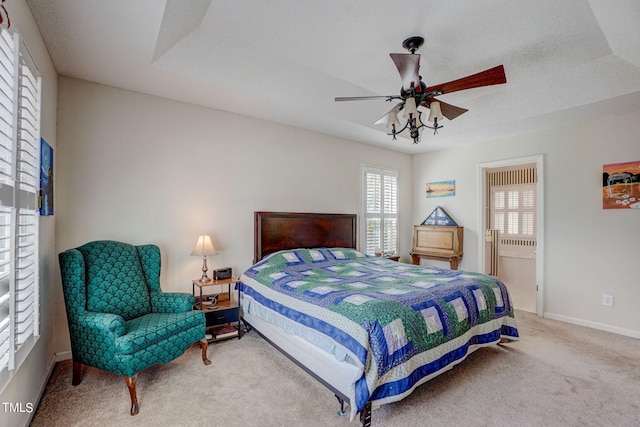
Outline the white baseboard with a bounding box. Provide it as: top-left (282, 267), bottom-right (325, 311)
top-left (55, 351), bottom-right (72, 362)
top-left (23, 353), bottom-right (59, 427)
top-left (544, 312), bottom-right (640, 339)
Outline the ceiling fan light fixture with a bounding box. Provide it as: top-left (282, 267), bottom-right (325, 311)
top-left (410, 125), bottom-right (421, 143)
top-left (402, 97), bottom-right (418, 119)
top-left (427, 101), bottom-right (444, 123)
top-left (386, 109), bottom-right (401, 130)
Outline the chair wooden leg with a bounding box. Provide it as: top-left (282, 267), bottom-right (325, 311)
top-left (72, 360), bottom-right (82, 386)
top-left (199, 339), bottom-right (211, 365)
top-left (124, 375), bottom-right (139, 416)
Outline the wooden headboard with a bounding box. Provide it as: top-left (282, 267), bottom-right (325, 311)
top-left (254, 212), bottom-right (357, 263)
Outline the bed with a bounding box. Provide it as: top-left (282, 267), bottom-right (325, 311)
top-left (239, 212), bottom-right (519, 426)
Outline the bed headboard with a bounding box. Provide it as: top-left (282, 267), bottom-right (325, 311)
top-left (254, 212), bottom-right (357, 263)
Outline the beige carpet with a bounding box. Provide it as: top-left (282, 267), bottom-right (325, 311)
top-left (31, 311), bottom-right (640, 427)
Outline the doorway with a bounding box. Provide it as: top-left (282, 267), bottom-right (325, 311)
top-left (478, 155), bottom-right (544, 316)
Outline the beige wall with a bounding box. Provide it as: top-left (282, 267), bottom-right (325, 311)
top-left (413, 108), bottom-right (640, 337)
top-left (54, 76), bottom-right (413, 354)
top-left (0, 1), bottom-right (57, 426)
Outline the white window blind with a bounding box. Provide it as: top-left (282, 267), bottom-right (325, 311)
top-left (361, 165), bottom-right (398, 256)
top-left (0, 27), bottom-right (40, 393)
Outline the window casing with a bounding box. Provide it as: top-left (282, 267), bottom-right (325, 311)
top-left (361, 165), bottom-right (398, 256)
top-left (0, 27), bottom-right (41, 393)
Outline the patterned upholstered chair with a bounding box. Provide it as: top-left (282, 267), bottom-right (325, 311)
top-left (58, 240), bottom-right (210, 415)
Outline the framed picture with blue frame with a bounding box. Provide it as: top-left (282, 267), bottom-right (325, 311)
top-left (39, 138), bottom-right (53, 216)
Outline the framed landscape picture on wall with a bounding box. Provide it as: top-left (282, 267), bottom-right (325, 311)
top-left (602, 161), bottom-right (640, 209)
top-left (426, 180), bottom-right (455, 198)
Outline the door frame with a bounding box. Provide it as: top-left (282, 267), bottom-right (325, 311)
top-left (477, 154), bottom-right (544, 316)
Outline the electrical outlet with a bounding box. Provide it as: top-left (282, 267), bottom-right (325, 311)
top-left (602, 294), bottom-right (614, 307)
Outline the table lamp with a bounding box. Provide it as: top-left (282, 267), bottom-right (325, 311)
top-left (191, 234), bottom-right (217, 282)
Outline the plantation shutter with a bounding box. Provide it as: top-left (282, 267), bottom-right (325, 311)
top-left (491, 184), bottom-right (536, 239)
top-left (15, 43), bottom-right (40, 351)
top-left (0, 26), bottom-right (40, 390)
top-left (0, 27), bottom-right (17, 376)
top-left (382, 174), bottom-right (398, 253)
top-left (364, 171), bottom-right (381, 255)
top-left (362, 166), bottom-right (398, 256)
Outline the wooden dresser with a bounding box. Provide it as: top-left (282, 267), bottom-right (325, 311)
top-left (411, 225), bottom-right (464, 270)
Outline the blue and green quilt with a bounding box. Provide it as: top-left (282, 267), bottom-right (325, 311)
top-left (240, 248), bottom-right (518, 418)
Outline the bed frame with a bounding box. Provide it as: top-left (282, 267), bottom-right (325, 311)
top-left (249, 211), bottom-right (373, 425)
top-left (246, 211), bottom-right (517, 426)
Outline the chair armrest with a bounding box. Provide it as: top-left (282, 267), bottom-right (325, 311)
top-left (151, 292), bottom-right (195, 313)
top-left (75, 312), bottom-right (125, 337)
top-left (68, 312), bottom-right (125, 366)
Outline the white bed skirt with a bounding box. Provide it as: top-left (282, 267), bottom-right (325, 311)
top-left (241, 293), bottom-right (362, 405)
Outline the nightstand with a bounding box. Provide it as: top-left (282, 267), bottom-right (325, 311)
top-left (192, 277), bottom-right (241, 341)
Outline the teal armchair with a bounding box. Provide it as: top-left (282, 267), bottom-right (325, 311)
top-left (59, 240), bottom-right (210, 415)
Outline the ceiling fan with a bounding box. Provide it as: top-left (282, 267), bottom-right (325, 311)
top-left (335, 36), bottom-right (507, 144)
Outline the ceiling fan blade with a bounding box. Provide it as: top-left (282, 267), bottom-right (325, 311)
top-left (335, 95), bottom-right (399, 102)
top-left (373, 102), bottom-right (403, 126)
top-left (437, 100), bottom-right (468, 120)
top-left (425, 65), bottom-right (506, 95)
top-left (390, 53), bottom-right (421, 92)
top-left (422, 98), bottom-right (468, 120)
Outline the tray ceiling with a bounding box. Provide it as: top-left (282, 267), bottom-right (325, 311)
top-left (26, 0), bottom-right (640, 153)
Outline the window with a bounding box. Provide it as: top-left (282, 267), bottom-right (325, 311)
top-left (491, 184), bottom-right (535, 238)
top-left (0, 27), bottom-right (41, 392)
top-left (361, 165), bottom-right (398, 256)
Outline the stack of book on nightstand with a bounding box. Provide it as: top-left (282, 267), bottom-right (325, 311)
top-left (211, 324), bottom-right (238, 340)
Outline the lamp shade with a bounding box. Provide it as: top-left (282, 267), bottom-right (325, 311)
top-left (386, 109), bottom-right (401, 130)
top-left (191, 235), bottom-right (217, 256)
top-left (402, 97), bottom-right (418, 119)
top-left (427, 101), bottom-right (444, 123)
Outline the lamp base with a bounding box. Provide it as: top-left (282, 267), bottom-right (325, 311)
top-left (199, 256), bottom-right (210, 283)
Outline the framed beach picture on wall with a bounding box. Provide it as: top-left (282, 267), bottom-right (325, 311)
top-left (602, 161), bottom-right (640, 209)
top-left (426, 180), bottom-right (455, 198)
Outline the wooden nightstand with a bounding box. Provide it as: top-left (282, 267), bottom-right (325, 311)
top-left (192, 277), bottom-right (241, 341)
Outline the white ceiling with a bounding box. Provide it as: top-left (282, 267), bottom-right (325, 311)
top-left (26, 0), bottom-right (640, 154)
